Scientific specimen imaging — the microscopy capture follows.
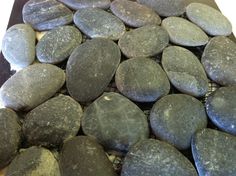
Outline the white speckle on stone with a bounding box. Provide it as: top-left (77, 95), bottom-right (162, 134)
top-left (231, 124), bottom-right (235, 129)
top-left (104, 96), bottom-right (111, 101)
top-left (226, 56), bottom-right (230, 61)
top-left (94, 73), bottom-right (98, 77)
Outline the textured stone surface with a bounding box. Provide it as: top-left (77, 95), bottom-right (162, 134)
top-left (201, 36), bottom-right (236, 86)
top-left (192, 128), bottom-right (236, 176)
top-left (162, 46), bottom-right (208, 97)
top-left (36, 26), bottom-right (82, 64)
top-left (162, 17), bottom-right (208, 46)
top-left (66, 38), bottom-right (120, 102)
top-left (73, 8), bottom-right (125, 40)
top-left (121, 139), bottom-right (198, 176)
top-left (22, 0), bottom-right (73, 31)
top-left (0, 64), bottom-right (65, 111)
top-left (118, 25), bottom-right (169, 58)
top-left (82, 92), bottom-right (149, 152)
top-left (59, 136), bottom-right (117, 176)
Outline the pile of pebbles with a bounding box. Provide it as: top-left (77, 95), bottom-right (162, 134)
top-left (0, 0), bottom-right (236, 175)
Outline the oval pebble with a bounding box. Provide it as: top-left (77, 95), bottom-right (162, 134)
top-left (162, 46), bottom-right (208, 97)
top-left (118, 25), bottom-right (169, 58)
top-left (0, 64), bottom-right (65, 111)
top-left (73, 8), bottom-right (125, 40)
top-left (162, 17), bottom-right (208, 46)
top-left (82, 92), bottom-right (149, 152)
top-left (36, 26), bottom-right (82, 64)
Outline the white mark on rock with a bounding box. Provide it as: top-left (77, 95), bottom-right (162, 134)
top-left (104, 96), bottom-right (111, 101)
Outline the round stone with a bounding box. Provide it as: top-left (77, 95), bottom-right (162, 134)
top-left (82, 92), bottom-right (149, 152)
top-left (118, 25), bottom-right (169, 58)
top-left (162, 46), bottom-right (208, 97)
top-left (162, 17), bottom-right (209, 46)
top-left (150, 94), bottom-right (207, 150)
top-left (201, 36), bottom-right (236, 86)
top-left (73, 8), bottom-right (125, 40)
top-left (36, 26), bottom-right (82, 64)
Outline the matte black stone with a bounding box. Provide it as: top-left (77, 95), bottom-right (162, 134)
top-left (66, 38), bottom-right (121, 102)
top-left (82, 92), bottom-right (149, 152)
top-left (192, 128), bottom-right (236, 176)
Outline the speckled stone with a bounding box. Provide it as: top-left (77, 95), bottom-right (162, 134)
top-left (0, 64), bottom-right (65, 111)
top-left (73, 8), bottom-right (125, 40)
top-left (36, 26), bottom-right (82, 64)
top-left (162, 46), bottom-right (208, 97)
top-left (121, 139), bottom-right (198, 176)
top-left (22, 0), bottom-right (73, 31)
top-left (59, 136), bottom-right (117, 176)
top-left (201, 36), bottom-right (236, 86)
top-left (1, 24), bottom-right (35, 68)
top-left (162, 17), bottom-right (208, 46)
top-left (118, 25), bottom-right (169, 58)
top-left (192, 128), bottom-right (236, 176)
top-left (82, 92), bottom-right (149, 152)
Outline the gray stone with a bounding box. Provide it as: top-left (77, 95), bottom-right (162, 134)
top-left (162, 17), bottom-right (208, 46)
top-left (22, 0), bottom-right (73, 31)
top-left (66, 38), bottom-right (120, 102)
top-left (186, 3), bottom-right (232, 36)
top-left (73, 8), bottom-right (125, 40)
top-left (162, 46), bottom-right (208, 97)
top-left (1, 24), bottom-right (35, 68)
top-left (82, 92), bottom-right (149, 152)
top-left (118, 25), bottom-right (169, 58)
top-left (150, 94), bottom-right (207, 150)
top-left (36, 26), bottom-right (82, 64)
top-left (121, 139), bottom-right (198, 176)
top-left (115, 58), bottom-right (170, 102)
top-left (59, 136), bottom-right (117, 176)
top-left (201, 36), bottom-right (236, 86)
top-left (0, 64), bottom-right (65, 111)
top-left (192, 128), bottom-right (236, 176)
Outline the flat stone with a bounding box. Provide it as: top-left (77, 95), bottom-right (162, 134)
top-left (150, 94), bottom-right (207, 150)
top-left (118, 25), bottom-right (169, 58)
top-left (36, 26), bottom-right (82, 64)
top-left (192, 128), bottom-right (236, 176)
top-left (186, 3), bottom-right (232, 36)
top-left (22, 0), bottom-right (73, 31)
top-left (162, 17), bottom-right (208, 46)
top-left (66, 38), bottom-right (120, 102)
top-left (59, 136), bottom-right (117, 176)
top-left (73, 8), bottom-right (125, 40)
top-left (110, 0), bottom-right (161, 28)
top-left (0, 64), bottom-right (65, 111)
top-left (201, 36), bottom-right (236, 86)
top-left (1, 24), bottom-right (35, 69)
top-left (82, 92), bottom-right (149, 152)
top-left (162, 46), bottom-right (208, 97)
top-left (121, 139), bottom-right (198, 176)
top-left (115, 58), bottom-right (170, 102)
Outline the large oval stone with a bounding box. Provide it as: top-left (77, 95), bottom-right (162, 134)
top-left (66, 38), bottom-right (121, 102)
top-left (0, 64), bottom-right (65, 111)
top-left (118, 25), bottom-right (169, 58)
top-left (73, 8), bottom-right (125, 40)
top-left (82, 92), bottom-right (149, 152)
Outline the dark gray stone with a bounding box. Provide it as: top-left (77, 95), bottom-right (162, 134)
top-left (118, 25), bottom-right (169, 58)
top-left (22, 0), bottom-right (73, 31)
top-left (73, 8), bottom-right (125, 40)
top-left (82, 92), bottom-right (149, 152)
top-left (150, 94), bottom-right (207, 150)
top-left (36, 26), bottom-right (82, 64)
top-left (121, 139), bottom-right (198, 176)
top-left (59, 136), bottom-right (117, 176)
top-left (162, 46), bottom-right (208, 97)
top-left (162, 17), bottom-right (209, 46)
top-left (0, 64), bottom-right (65, 111)
top-left (192, 128), bottom-right (236, 176)
top-left (201, 36), bottom-right (236, 86)
top-left (115, 58), bottom-right (170, 102)
top-left (66, 38), bottom-right (121, 102)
